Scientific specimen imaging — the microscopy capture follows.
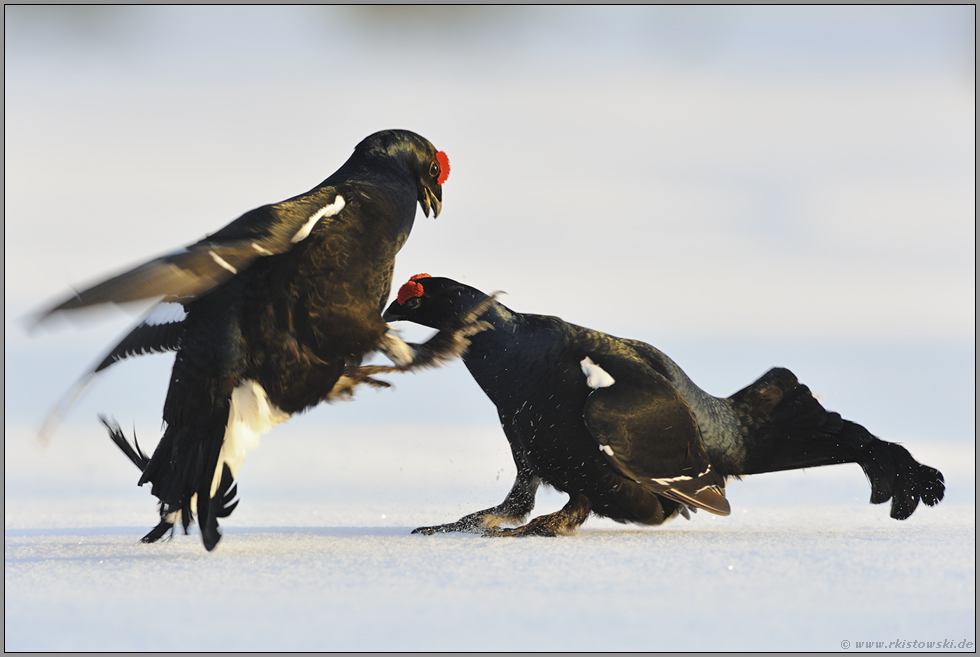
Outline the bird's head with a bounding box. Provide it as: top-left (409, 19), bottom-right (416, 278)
top-left (384, 274), bottom-right (491, 331)
top-left (355, 130), bottom-right (449, 218)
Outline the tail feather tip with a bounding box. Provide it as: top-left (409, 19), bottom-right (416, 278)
top-left (862, 439), bottom-right (945, 520)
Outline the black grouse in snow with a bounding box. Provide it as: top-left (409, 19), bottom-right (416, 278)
top-left (383, 275), bottom-right (946, 536)
top-left (37, 130), bottom-right (474, 551)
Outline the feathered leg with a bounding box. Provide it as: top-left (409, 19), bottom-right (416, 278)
top-left (414, 449), bottom-right (541, 535)
top-left (378, 294), bottom-right (497, 372)
top-left (485, 493), bottom-right (593, 538)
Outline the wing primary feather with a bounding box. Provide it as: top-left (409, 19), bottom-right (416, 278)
top-left (94, 316), bottom-right (184, 372)
top-left (37, 370), bottom-right (97, 446)
top-left (38, 305), bottom-right (186, 443)
top-left (35, 241), bottom-right (261, 320)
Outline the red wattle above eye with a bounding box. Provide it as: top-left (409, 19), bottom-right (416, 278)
top-left (397, 280), bottom-right (425, 305)
top-left (435, 152), bottom-right (450, 185)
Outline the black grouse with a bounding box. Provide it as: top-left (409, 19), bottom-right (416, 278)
top-left (36, 130), bottom-right (473, 551)
top-left (383, 275), bottom-right (946, 536)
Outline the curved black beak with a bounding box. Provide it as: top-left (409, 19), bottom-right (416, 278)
top-left (382, 299), bottom-right (405, 322)
top-left (420, 185), bottom-right (442, 218)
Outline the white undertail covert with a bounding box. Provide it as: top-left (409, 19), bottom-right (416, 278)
top-left (211, 380), bottom-right (290, 496)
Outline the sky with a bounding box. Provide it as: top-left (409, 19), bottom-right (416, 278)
top-left (4, 6), bottom-right (976, 651)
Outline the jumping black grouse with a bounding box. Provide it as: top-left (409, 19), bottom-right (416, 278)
top-left (384, 275), bottom-right (946, 536)
top-left (37, 130), bottom-right (472, 551)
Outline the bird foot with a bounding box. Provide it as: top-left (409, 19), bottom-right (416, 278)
top-left (403, 295), bottom-right (497, 368)
top-left (327, 368), bottom-right (393, 400)
top-left (442, 293), bottom-right (498, 353)
top-left (483, 523), bottom-right (557, 538)
top-left (373, 295), bottom-right (496, 375)
top-left (482, 495), bottom-right (590, 537)
top-left (412, 511), bottom-right (521, 535)
top-left (412, 523), bottom-right (471, 535)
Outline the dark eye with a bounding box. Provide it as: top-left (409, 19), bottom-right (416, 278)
top-left (428, 160), bottom-right (440, 179)
top-left (404, 297), bottom-right (421, 309)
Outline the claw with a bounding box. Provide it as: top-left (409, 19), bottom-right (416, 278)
top-left (433, 293), bottom-right (497, 359)
top-left (459, 293), bottom-right (499, 333)
top-left (326, 367), bottom-right (393, 401)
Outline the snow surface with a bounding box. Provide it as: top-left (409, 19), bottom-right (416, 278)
top-left (5, 6), bottom-right (975, 652)
top-left (5, 510), bottom-right (975, 652)
top-left (5, 419), bottom-right (975, 652)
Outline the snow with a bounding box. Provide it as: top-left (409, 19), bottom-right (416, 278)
top-left (5, 6), bottom-right (975, 652)
top-left (5, 419), bottom-right (975, 651)
top-left (5, 510), bottom-right (974, 652)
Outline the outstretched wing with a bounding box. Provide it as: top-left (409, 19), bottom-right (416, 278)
top-left (38, 302), bottom-right (189, 443)
top-left (93, 302), bottom-right (187, 372)
top-left (36, 186), bottom-right (347, 320)
top-left (580, 354), bottom-right (730, 516)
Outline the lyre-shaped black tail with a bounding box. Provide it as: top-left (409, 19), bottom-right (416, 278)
top-left (731, 368), bottom-right (945, 519)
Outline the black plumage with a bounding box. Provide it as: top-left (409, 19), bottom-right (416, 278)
top-left (383, 275), bottom-right (946, 536)
top-left (38, 130), bottom-right (468, 551)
